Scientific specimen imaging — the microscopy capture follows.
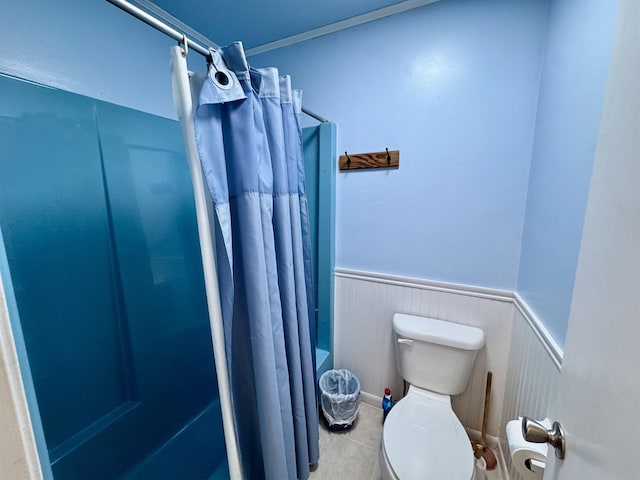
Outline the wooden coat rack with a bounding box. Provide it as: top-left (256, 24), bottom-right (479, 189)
top-left (339, 148), bottom-right (399, 171)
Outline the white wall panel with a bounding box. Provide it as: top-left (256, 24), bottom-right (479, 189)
top-left (334, 267), bottom-right (563, 474)
top-left (334, 269), bottom-right (514, 437)
top-left (500, 304), bottom-right (561, 480)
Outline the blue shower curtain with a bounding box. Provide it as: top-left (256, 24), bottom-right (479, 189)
top-left (193, 43), bottom-right (319, 480)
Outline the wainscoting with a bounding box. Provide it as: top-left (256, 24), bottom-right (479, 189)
top-left (500, 295), bottom-right (562, 480)
top-left (333, 268), bottom-right (563, 466)
top-left (334, 269), bottom-right (514, 437)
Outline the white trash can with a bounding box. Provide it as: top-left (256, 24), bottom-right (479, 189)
top-left (318, 369), bottom-right (360, 431)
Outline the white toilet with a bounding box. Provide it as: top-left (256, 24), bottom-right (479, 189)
top-left (380, 313), bottom-right (485, 480)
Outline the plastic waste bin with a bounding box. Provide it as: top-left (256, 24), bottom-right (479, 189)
top-left (319, 369), bottom-right (361, 430)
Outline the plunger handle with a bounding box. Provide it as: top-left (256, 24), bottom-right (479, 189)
top-left (481, 371), bottom-right (492, 446)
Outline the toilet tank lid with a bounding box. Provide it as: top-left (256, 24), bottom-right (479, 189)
top-left (393, 314), bottom-right (485, 350)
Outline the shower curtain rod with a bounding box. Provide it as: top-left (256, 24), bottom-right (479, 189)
top-left (106, 0), bottom-right (330, 123)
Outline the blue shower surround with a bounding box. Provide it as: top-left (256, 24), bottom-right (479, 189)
top-left (0, 226), bottom-right (53, 478)
top-left (0, 75), bottom-right (227, 478)
top-left (303, 123), bottom-right (337, 378)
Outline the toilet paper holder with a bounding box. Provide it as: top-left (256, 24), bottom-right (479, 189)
top-left (522, 417), bottom-right (566, 459)
top-left (524, 458), bottom-right (546, 474)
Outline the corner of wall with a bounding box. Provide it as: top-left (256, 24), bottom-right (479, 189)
top-left (500, 294), bottom-right (562, 480)
top-left (513, 0), bottom-right (554, 294)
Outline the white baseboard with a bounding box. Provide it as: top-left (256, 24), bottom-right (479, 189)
top-left (495, 436), bottom-right (509, 480)
top-left (360, 391), bottom-right (382, 408)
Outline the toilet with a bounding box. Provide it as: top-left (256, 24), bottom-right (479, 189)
top-left (380, 313), bottom-right (485, 480)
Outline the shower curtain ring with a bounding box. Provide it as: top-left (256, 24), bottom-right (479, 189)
top-left (179, 33), bottom-right (189, 58)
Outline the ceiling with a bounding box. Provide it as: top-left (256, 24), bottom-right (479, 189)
top-left (148, 0), bottom-right (413, 50)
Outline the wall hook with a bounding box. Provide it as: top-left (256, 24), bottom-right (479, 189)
top-left (339, 149), bottom-right (399, 171)
top-left (345, 151), bottom-right (351, 169)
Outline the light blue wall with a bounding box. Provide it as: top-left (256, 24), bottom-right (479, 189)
top-left (2, 0), bottom-right (619, 356)
top-left (252, 0), bottom-right (550, 289)
top-left (0, 0), bottom-right (206, 119)
top-left (517, 0), bottom-right (619, 345)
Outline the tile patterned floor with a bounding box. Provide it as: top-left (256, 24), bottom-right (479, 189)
top-left (311, 402), bottom-right (384, 480)
top-left (311, 401), bottom-right (506, 480)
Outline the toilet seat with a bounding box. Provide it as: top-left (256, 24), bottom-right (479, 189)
top-left (381, 386), bottom-right (474, 480)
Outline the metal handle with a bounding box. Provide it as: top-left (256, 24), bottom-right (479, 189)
top-left (397, 338), bottom-right (413, 346)
top-left (525, 458), bottom-right (546, 474)
top-left (522, 417), bottom-right (566, 460)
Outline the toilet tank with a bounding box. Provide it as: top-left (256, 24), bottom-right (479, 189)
top-left (393, 314), bottom-right (485, 395)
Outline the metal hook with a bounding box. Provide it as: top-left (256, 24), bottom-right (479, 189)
top-left (345, 152), bottom-right (351, 169)
top-left (344, 151), bottom-right (351, 168)
top-left (179, 33), bottom-right (188, 58)
top-left (386, 147), bottom-right (391, 166)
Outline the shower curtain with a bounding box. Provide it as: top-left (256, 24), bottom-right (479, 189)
top-left (170, 43), bottom-right (319, 480)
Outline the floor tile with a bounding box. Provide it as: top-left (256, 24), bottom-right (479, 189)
top-left (313, 400), bottom-right (506, 480)
top-left (343, 403), bottom-right (384, 450)
top-left (313, 402), bottom-right (383, 480)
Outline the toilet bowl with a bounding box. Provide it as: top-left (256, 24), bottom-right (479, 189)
top-left (379, 386), bottom-right (475, 479)
top-left (380, 314), bottom-right (484, 480)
